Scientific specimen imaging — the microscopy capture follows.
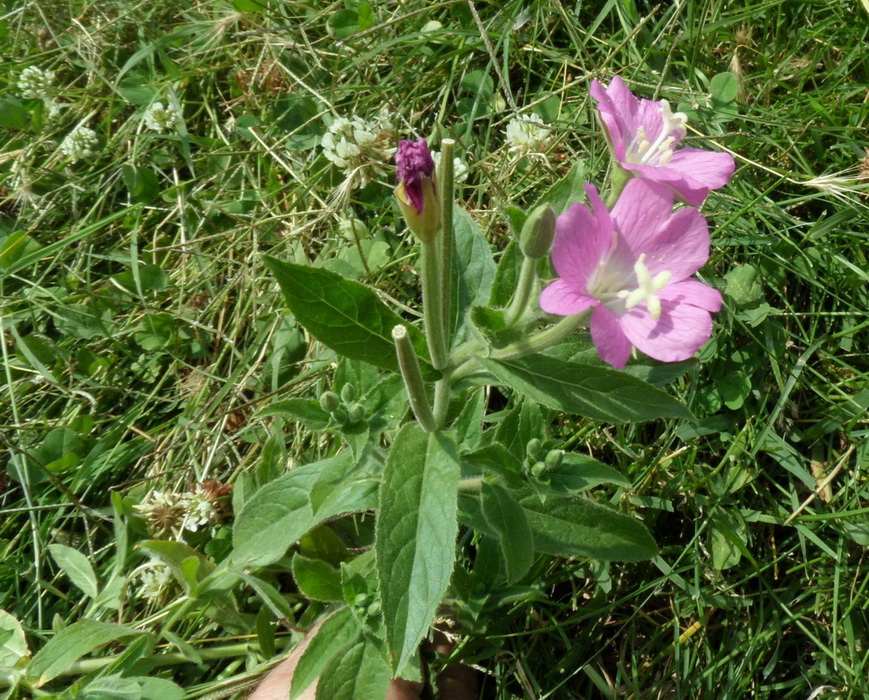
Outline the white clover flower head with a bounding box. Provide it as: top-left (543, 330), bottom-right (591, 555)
top-left (134, 490), bottom-right (186, 538)
top-left (144, 101), bottom-right (183, 132)
top-left (321, 109), bottom-right (397, 188)
top-left (181, 484), bottom-right (221, 532)
top-left (18, 66), bottom-right (55, 99)
top-left (432, 151), bottom-right (469, 183)
top-left (60, 125), bottom-right (99, 161)
top-left (135, 563), bottom-right (173, 601)
top-left (505, 113), bottom-right (551, 155)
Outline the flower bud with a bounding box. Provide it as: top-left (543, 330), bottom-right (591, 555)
top-left (530, 461), bottom-right (548, 479)
top-left (340, 383), bottom-right (357, 403)
top-left (526, 438), bottom-right (542, 460)
top-left (395, 138), bottom-right (441, 242)
top-left (348, 403), bottom-right (365, 424)
top-left (332, 406), bottom-right (348, 424)
top-left (519, 204), bottom-right (556, 260)
top-left (544, 449), bottom-right (563, 469)
top-left (319, 391), bottom-right (340, 414)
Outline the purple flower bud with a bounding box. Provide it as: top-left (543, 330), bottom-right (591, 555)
top-left (394, 138), bottom-right (441, 242)
top-left (396, 138), bottom-right (435, 213)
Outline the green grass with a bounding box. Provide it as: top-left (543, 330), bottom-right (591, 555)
top-left (1, 0), bottom-right (867, 697)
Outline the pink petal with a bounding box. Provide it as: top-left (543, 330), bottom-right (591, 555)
top-left (622, 163), bottom-right (709, 206)
top-left (640, 207), bottom-right (710, 282)
top-left (608, 179), bottom-right (676, 273)
top-left (590, 77), bottom-right (638, 161)
top-left (616, 299), bottom-right (715, 363)
top-left (551, 199), bottom-right (612, 290)
top-left (540, 280), bottom-right (598, 316)
top-left (659, 279), bottom-right (722, 312)
top-left (590, 305), bottom-right (633, 369)
top-left (667, 148), bottom-right (735, 190)
top-left (626, 148), bottom-right (735, 206)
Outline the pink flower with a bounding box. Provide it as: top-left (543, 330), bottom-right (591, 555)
top-left (591, 76), bottom-right (735, 206)
top-left (540, 179), bottom-right (722, 369)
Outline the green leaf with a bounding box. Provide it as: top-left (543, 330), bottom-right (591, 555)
top-left (501, 205), bottom-right (528, 237)
top-left (292, 554), bottom-right (343, 602)
top-left (376, 426), bottom-right (460, 672)
top-left (232, 452), bottom-right (356, 566)
top-left (451, 208), bottom-right (497, 343)
top-left (0, 231), bottom-right (43, 270)
top-left (710, 71), bottom-right (739, 105)
top-left (539, 160), bottom-right (587, 214)
top-left (292, 609), bottom-right (362, 700)
top-left (481, 483), bottom-right (534, 583)
top-left (263, 256), bottom-right (436, 379)
top-left (470, 306), bottom-right (524, 350)
top-left (0, 610), bottom-right (28, 671)
top-left (316, 635), bottom-right (391, 700)
top-left (121, 164), bottom-right (160, 203)
top-left (710, 509), bottom-right (748, 571)
top-left (0, 97), bottom-right (29, 130)
top-left (489, 240), bottom-right (522, 307)
top-left (257, 398), bottom-right (331, 431)
top-left (495, 399), bottom-right (544, 462)
top-left (138, 540), bottom-right (214, 594)
top-left (481, 355), bottom-right (693, 423)
top-left (83, 675), bottom-right (185, 700)
top-left (520, 493), bottom-right (657, 561)
top-left (28, 620), bottom-right (144, 685)
top-left (548, 454), bottom-right (631, 493)
top-left (48, 544), bottom-right (99, 599)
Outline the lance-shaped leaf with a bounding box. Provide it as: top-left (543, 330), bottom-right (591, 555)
top-left (480, 355), bottom-right (692, 423)
top-left (28, 620), bottom-right (145, 686)
top-left (481, 482), bottom-right (534, 583)
top-left (263, 256), bottom-right (436, 379)
top-left (375, 425), bottom-right (460, 673)
top-left (520, 493), bottom-right (657, 561)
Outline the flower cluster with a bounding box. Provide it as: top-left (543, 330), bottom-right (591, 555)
top-left (60, 125), bottom-right (99, 161)
top-left (321, 109), bottom-right (397, 187)
top-left (135, 481), bottom-right (232, 539)
top-left (18, 66), bottom-right (55, 99)
top-left (144, 101), bottom-right (183, 132)
top-left (505, 113), bottom-right (551, 156)
top-left (541, 76), bottom-right (735, 368)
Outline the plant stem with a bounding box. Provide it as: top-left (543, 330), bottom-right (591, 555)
top-left (392, 325), bottom-right (437, 432)
top-left (421, 238), bottom-right (448, 371)
top-left (438, 138), bottom-right (456, 357)
top-left (489, 313), bottom-right (588, 362)
top-left (503, 255), bottom-right (538, 326)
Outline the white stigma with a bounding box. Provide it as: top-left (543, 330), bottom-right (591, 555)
top-left (617, 254), bottom-right (671, 320)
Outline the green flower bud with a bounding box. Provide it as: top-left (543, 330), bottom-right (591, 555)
top-left (332, 406), bottom-right (348, 424)
top-left (519, 204), bottom-right (556, 260)
top-left (340, 383), bottom-right (357, 404)
top-left (348, 403), bottom-right (365, 424)
top-left (544, 449), bottom-right (563, 469)
top-left (530, 461), bottom-right (548, 478)
top-left (526, 438), bottom-right (542, 460)
top-left (319, 391), bottom-right (340, 414)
